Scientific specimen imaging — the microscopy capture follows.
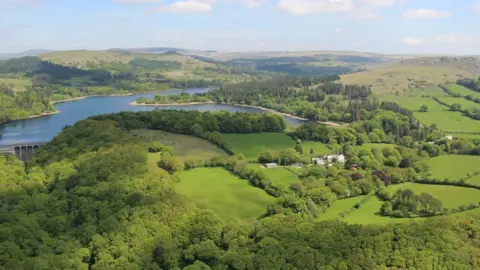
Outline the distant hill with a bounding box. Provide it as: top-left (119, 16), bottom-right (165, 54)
top-left (0, 49), bottom-right (54, 60)
top-left (400, 56), bottom-right (480, 73)
top-left (341, 56), bottom-right (480, 94)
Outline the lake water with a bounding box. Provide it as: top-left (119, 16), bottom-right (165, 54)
top-left (0, 87), bottom-right (304, 146)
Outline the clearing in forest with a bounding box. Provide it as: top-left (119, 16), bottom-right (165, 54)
top-left (130, 129), bottom-right (229, 161)
top-left (175, 168), bottom-right (275, 220)
top-left (222, 132), bottom-right (295, 160)
top-left (302, 141), bottom-right (337, 156)
top-left (317, 196), bottom-right (367, 222)
top-left (428, 155), bottom-right (480, 180)
top-left (259, 166), bottom-right (300, 187)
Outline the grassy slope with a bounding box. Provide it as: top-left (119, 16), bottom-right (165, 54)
top-left (437, 96), bottom-right (480, 109)
top-left (130, 129), bottom-right (229, 162)
top-left (176, 168), bottom-right (275, 220)
top-left (445, 84), bottom-right (480, 99)
top-left (261, 167), bottom-right (300, 187)
top-left (317, 196), bottom-right (367, 221)
top-left (302, 141), bottom-right (337, 156)
top-left (342, 61), bottom-right (477, 94)
top-left (222, 132), bottom-right (296, 160)
top-left (429, 155), bottom-right (480, 179)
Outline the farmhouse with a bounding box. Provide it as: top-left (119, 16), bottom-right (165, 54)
top-left (264, 163), bottom-right (278, 169)
top-left (312, 154), bottom-right (346, 166)
top-left (445, 135), bottom-right (453, 140)
top-left (312, 157), bottom-right (326, 166)
top-left (325, 154), bottom-right (346, 164)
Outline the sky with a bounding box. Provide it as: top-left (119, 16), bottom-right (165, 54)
top-left (0, 0), bottom-right (480, 54)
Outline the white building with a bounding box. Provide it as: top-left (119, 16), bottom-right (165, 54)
top-left (445, 135), bottom-right (453, 140)
top-left (264, 163), bottom-right (278, 169)
top-left (312, 158), bottom-right (326, 166)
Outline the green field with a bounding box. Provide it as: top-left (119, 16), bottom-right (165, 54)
top-left (379, 95), bottom-right (447, 112)
top-left (130, 129), bottom-right (229, 161)
top-left (261, 167), bottom-right (299, 187)
top-left (388, 183), bottom-right (480, 209)
top-left (342, 196), bottom-right (412, 225)
top-left (429, 155), bottom-right (480, 180)
top-left (317, 196), bottom-right (367, 221)
top-left (302, 141), bottom-right (336, 156)
top-left (222, 132), bottom-right (295, 160)
top-left (466, 174), bottom-right (480, 186)
top-left (175, 168), bottom-right (275, 220)
top-left (444, 84), bottom-right (480, 99)
top-left (451, 133), bottom-right (480, 140)
top-left (380, 91), bottom-right (480, 133)
top-left (436, 96), bottom-right (480, 110)
top-left (414, 110), bottom-right (480, 133)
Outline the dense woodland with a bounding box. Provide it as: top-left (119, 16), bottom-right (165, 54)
top-left (3, 115), bottom-right (480, 269)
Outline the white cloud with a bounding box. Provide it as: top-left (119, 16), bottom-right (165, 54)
top-left (150, 0), bottom-right (212, 13)
top-left (334, 28), bottom-right (343, 33)
top-left (401, 37), bottom-right (424, 46)
top-left (475, 1), bottom-right (480, 13)
top-left (357, 0), bottom-right (402, 7)
top-left (278, 0), bottom-right (354, 15)
top-left (115, 0), bottom-right (161, 3)
top-left (402, 9), bottom-right (451, 19)
top-left (243, 0), bottom-right (261, 8)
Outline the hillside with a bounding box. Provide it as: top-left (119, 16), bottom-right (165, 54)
top-left (341, 56), bottom-right (480, 94)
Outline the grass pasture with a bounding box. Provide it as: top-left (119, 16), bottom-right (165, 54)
top-left (379, 95), bottom-right (447, 112)
top-left (451, 133), bottom-right (480, 140)
top-left (428, 155), bottom-right (480, 180)
top-left (444, 84), bottom-right (480, 99)
top-left (436, 96), bottom-right (480, 110)
top-left (317, 196), bottom-right (367, 221)
top-left (388, 182), bottom-right (480, 209)
top-left (466, 175), bottom-right (480, 186)
top-left (341, 65), bottom-right (474, 94)
top-left (260, 166), bottom-right (300, 187)
top-left (175, 168), bottom-right (275, 220)
top-left (302, 141), bottom-right (337, 156)
top-left (222, 132), bottom-right (295, 160)
top-left (414, 110), bottom-right (480, 133)
top-left (130, 129), bottom-right (229, 161)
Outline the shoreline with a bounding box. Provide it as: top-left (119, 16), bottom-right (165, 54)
top-left (27, 110), bottom-right (61, 119)
top-left (129, 101), bottom-right (215, 106)
top-left (130, 101), bottom-right (345, 126)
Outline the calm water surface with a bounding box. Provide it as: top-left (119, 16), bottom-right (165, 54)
top-left (0, 87), bottom-right (303, 146)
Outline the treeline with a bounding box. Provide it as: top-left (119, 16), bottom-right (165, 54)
top-left (457, 77), bottom-right (480, 92)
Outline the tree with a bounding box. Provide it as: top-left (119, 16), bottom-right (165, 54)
top-left (294, 143), bottom-right (303, 154)
top-left (419, 104), bottom-right (429, 112)
top-left (148, 141), bottom-right (164, 153)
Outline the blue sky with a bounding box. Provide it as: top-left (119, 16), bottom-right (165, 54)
top-left (0, 0), bottom-right (479, 54)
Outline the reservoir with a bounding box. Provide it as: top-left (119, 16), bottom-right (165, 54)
top-left (0, 87), bottom-right (304, 146)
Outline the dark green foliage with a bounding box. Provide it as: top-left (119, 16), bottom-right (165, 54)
top-left (381, 189), bottom-right (443, 217)
top-left (4, 116), bottom-right (480, 269)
